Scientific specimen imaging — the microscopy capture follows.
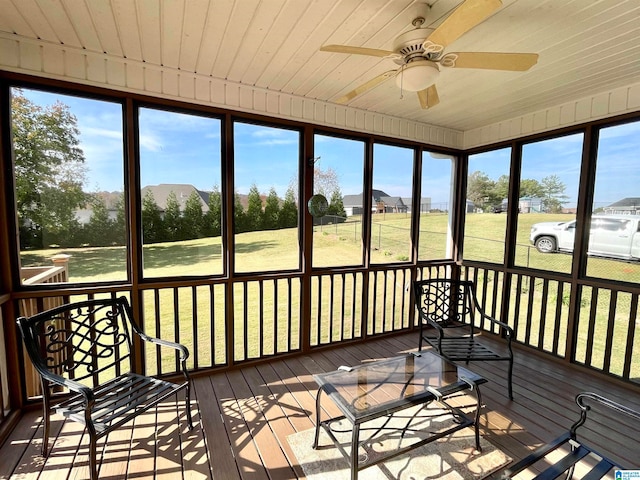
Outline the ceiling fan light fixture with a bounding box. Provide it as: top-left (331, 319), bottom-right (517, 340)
top-left (395, 60), bottom-right (439, 92)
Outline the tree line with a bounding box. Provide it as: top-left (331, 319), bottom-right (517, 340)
top-left (467, 171), bottom-right (568, 213)
top-left (141, 185), bottom-right (302, 244)
top-left (13, 89), bottom-right (347, 250)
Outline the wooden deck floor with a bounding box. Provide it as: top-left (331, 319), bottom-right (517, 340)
top-left (1, 332), bottom-right (639, 479)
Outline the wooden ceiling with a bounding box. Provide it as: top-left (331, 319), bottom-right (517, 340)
top-left (1, 0), bottom-right (639, 134)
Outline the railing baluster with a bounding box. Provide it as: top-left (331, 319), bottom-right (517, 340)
top-left (524, 276), bottom-right (535, 346)
top-left (602, 290), bottom-right (618, 374)
top-left (339, 273), bottom-right (346, 342)
top-left (585, 287), bottom-right (599, 367)
top-left (328, 275), bottom-right (334, 342)
top-left (154, 289), bottom-right (162, 375)
top-left (350, 273), bottom-right (358, 338)
top-left (243, 282), bottom-right (249, 361)
top-left (553, 281), bottom-right (565, 356)
top-left (209, 284), bottom-right (217, 366)
top-left (258, 280), bottom-right (264, 357)
top-left (173, 287), bottom-right (180, 373)
top-left (538, 279), bottom-right (550, 350)
top-left (623, 293), bottom-right (638, 380)
top-left (512, 276), bottom-right (523, 341)
top-left (192, 285), bottom-right (198, 370)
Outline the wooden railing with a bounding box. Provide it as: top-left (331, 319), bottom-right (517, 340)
top-left (12, 259), bottom-right (640, 399)
top-left (18, 256), bottom-right (71, 398)
top-left (461, 263), bottom-right (640, 384)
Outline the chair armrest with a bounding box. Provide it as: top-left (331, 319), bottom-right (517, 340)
top-left (571, 392), bottom-right (640, 435)
top-left (476, 309), bottom-right (514, 338)
top-left (36, 368), bottom-right (95, 403)
top-left (137, 332), bottom-right (190, 362)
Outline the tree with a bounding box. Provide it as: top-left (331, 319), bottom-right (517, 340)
top-left (246, 184), bottom-right (264, 231)
top-left (114, 193), bottom-right (127, 245)
top-left (142, 190), bottom-right (164, 243)
top-left (466, 171), bottom-right (498, 208)
top-left (86, 195), bottom-right (115, 246)
top-left (278, 187), bottom-right (298, 228)
top-left (234, 193), bottom-right (248, 233)
top-left (520, 178), bottom-right (544, 198)
top-left (183, 191), bottom-right (204, 239)
top-left (163, 191), bottom-right (182, 241)
top-left (541, 175), bottom-right (568, 213)
top-left (314, 166), bottom-right (340, 197)
top-left (203, 185), bottom-right (222, 237)
top-left (12, 91), bottom-right (87, 247)
top-left (263, 188), bottom-right (280, 230)
top-left (327, 188), bottom-right (346, 217)
top-left (493, 175), bottom-right (510, 202)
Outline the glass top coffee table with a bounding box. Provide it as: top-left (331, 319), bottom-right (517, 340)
top-left (312, 351), bottom-right (486, 480)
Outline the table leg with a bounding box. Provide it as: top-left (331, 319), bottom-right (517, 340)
top-left (313, 388), bottom-right (323, 449)
top-left (473, 384), bottom-right (483, 452)
top-left (351, 423), bottom-right (360, 480)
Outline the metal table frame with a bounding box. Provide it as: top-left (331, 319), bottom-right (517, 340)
top-left (312, 352), bottom-right (486, 480)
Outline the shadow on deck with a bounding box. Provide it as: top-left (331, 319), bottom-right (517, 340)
top-left (0, 332), bottom-right (638, 479)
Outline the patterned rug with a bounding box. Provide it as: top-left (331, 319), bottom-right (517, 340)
top-left (287, 405), bottom-right (511, 480)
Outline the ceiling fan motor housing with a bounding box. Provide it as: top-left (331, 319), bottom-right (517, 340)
top-left (392, 28), bottom-right (437, 64)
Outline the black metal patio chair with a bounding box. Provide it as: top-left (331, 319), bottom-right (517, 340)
top-left (500, 392), bottom-right (640, 480)
top-left (16, 296), bottom-right (193, 480)
top-left (413, 278), bottom-right (515, 399)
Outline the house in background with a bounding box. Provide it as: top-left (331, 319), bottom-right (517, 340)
top-left (401, 197), bottom-right (431, 213)
top-left (343, 190), bottom-right (410, 216)
top-left (342, 193), bottom-right (372, 217)
top-left (74, 191), bottom-right (122, 224)
top-left (603, 197), bottom-right (640, 215)
top-left (376, 195), bottom-right (408, 214)
top-left (519, 197), bottom-right (544, 213)
top-left (76, 184), bottom-right (211, 224)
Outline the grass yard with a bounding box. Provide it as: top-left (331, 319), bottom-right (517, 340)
top-left (19, 212), bottom-right (640, 376)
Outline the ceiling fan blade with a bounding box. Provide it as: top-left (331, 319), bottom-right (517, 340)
top-left (336, 70), bottom-right (396, 104)
top-left (427, 0), bottom-right (502, 49)
top-left (320, 44), bottom-right (395, 58)
top-left (447, 52), bottom-right (538, 70)
top-left (417, 84), bottom-right (440, 109)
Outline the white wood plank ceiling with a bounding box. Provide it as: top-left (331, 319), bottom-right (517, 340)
top-left (1, 0), bottom-right (639, 133)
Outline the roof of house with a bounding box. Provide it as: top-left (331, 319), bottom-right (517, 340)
top-left (141, 184), bottom-right (210, 212)
top-left (606, 197), bottom-right (640, 208)
top-left (379, 196), bottom-right (406, 207)
top-left (402, 197), bottom-right (431, 207)
top-left (343, 190), bottom-right (392, 208)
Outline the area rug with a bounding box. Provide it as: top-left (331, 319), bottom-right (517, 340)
top-left (287, 405), bottom-right (511, 480)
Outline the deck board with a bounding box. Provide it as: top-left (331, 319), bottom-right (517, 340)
top-left (2, 331), bottom-right (639, 479)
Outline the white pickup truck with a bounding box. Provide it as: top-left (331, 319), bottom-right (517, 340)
top-left (529, 214), bottom-right (640, 261)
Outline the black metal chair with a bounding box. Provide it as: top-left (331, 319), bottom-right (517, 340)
top-left (16, 296), bottom-right (193, 480)
top-left (500, 392), bottom-right (640, 480)
top-left (413, 278), bottom-right (515, 399)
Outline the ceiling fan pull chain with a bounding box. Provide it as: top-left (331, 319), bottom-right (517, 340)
top-left (399, 64), bottom-right (405, 99)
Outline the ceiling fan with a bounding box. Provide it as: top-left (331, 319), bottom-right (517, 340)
top-left (320, 0), bottom-right (538, 109)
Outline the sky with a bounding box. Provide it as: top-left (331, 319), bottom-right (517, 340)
top-left (16, 87), bottom-right (640, 209)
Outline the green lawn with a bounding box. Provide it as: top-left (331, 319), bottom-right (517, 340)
top-left (19, 212), bottom-right (640, 376)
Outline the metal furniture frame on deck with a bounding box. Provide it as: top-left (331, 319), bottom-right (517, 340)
top-left (414, 278), bottom-right (515, 399)
top-left (16, 296), bottom-right (193, 480)
top-left (500, 392), bottom-right (640, 480)
top-left (313, 351), bottom-right (486, 480)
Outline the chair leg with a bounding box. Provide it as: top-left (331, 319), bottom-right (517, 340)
top-left (185, 384), bottom-right (193, 429)
top-left (41, 381), bottom-right (50, 457)
top-left (89, 434), bottom-right (98, 480)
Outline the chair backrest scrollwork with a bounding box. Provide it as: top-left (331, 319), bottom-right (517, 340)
top-left (18, 298), bottom-right (134, 389)
top-left (414, 279), bottom-right (476, 328)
